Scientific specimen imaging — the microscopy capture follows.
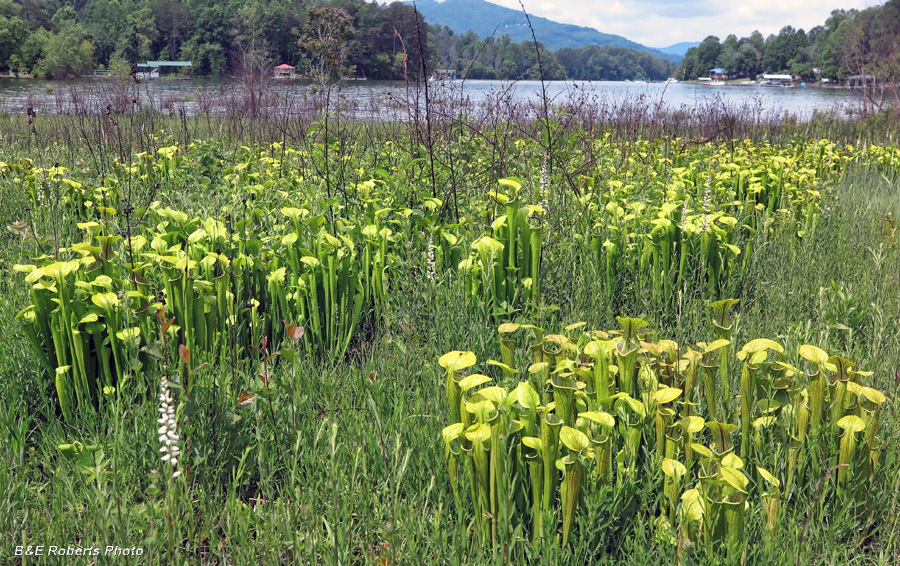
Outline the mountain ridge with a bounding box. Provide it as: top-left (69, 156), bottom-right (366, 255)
top-left (408, 0), bottom-right (683, 62)
top-left (653, 42), bottom-right (702, 57)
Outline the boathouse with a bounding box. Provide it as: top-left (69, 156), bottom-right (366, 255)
top-left (274, 64), bottom-right (296, 79)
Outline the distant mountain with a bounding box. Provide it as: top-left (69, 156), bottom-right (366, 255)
top-left (654, 42), bottom-right (701, 57)
top-left (409, 0), bottom-right (682, 62)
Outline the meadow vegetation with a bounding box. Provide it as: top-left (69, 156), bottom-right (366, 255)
top-left (1, 91), bottom-right (899, 564)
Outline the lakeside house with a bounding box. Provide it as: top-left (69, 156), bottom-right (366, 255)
top-left (274, 64), bottom-right (296, 79)
top-left (847, 74), bottom-right (877, 87)
top-left (760, 73), bottom-right (793, 86)
top-left (136, 61), bottom-right (192, 80)
top-left (709, 68), bottom-right (728, 80)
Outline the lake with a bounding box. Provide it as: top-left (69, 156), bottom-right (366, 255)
top-left (0, 78), bottom-right (867, 120)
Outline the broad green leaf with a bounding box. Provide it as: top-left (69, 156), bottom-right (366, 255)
top-left (661, 458), bottom-right (687, 478)
top-left (92, 292), bottom-right (119, 311)
top-left (583, 340), bottom-right (612, 359)
top-left (559, 426), bottom-right (590, 453)
top-left (516, 382), bottom-right (540, 411)
top-left (738, 338), bottom-right (784, 360)
top-left (799, 344), bottom-right (829, 366)
top-left (498, 177), bottom-right (522, 192)
top-left (691, 443), bottom-right (714, 458)
top-left (498, 323), bottom-right (520, 334)
top-left (702, 339), bottom-right (731, 353)
top-left (683, 416), bottom-right (706, 434)
top-left (458, 373), bottom-right (491, 392)
top-left (579, 411), bottom-right (615, 428)
top-left (442, 423), bottom-right (464, 444)
top-left (652, 387), bottom-right (682, 405)
top-left (721, 453), bottom-right (744, 469)
top-left (720, 466), bottom-right (749, 493)
top-left (486, 360), bottom-right (518, 375)
top-left (439, 351), bottom-right (477, 373)
top-left (475, 386), bottom-right (508, 407)
top-left (757, 466), bottom-right (781, 488)
top-left (836, 415), bottom-right (865, 433)
top-left (680, 489), bottom-right (704, 522)
top-left (115, 327), bottom-right (141, 342)
top-left (613, 394), bottom-right (646, 418)
top-left (528, 362), bottom-right (549, 374)
top-left (860, 387), bottom-right (887, 406)
top-left (465, 423), bottom-right (492, 444)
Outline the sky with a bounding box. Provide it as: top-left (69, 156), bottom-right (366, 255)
top-left (444, 0), bottom-right (885, 47)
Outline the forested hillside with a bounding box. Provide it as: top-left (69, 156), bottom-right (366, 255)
top-left (0, 0), bottom-right (434, 79)
top-left (0, 0), bottom-right (677, 81)
top-left (678, 3), bottom-right (900, 82)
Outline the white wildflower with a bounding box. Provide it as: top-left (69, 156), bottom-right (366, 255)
top-left (157, 376), bottom-right (181, 478)
top-left (426, 232), bottom-right (436, 282)
top-left (700, 170), bottom-right (713, 233)
top-left (539, 153), bottom-right (549, 216)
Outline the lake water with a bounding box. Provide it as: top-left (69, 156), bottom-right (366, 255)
top-left (0, 78), bottom-right (866, 121)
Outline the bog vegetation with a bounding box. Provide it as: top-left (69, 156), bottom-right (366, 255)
top-left (1, 86), bottom-right (899, 564)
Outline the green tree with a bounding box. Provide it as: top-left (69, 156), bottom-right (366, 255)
top-left (693, 35), bottom-right (721, 77)
top-left (33, 23), bottom-right (95, 78)
top-left (302, 5), bottom-right (353, 82)
top-left (0, 0), bottom-right (27, 72)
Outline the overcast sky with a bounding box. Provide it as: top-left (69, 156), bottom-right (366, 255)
top-left (451, 0), bottom-right (884, 47)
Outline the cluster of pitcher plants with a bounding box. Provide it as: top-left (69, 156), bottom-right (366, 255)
top-left (13, 201), bottom-right (394, 420)
top-left (440, 302), bottom-right (886, 557)
top-left (8, 136), bottom-right (899, 424)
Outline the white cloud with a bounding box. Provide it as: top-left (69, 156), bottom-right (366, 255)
top-left (453, 0), bottom-right (884, 46)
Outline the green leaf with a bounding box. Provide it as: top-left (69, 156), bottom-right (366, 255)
top-left (720, 466), bottom-right (749, 493)
top-left (836, 415), bottom-right (865, 433)
top-left (458, 373), bottom-right (491, 392)
top-left (737, 338), bottom-right (784, 361)
top-left (91, 292), bottom-right (120, 311)
top-left (661, 458), bottom-right (687, 479)
top-left (652, 387), bottom-right (682, 405)
top-left (702, 339), bottom-right (731, 353)
top-left (498, 177), bottom-right (523, 192)
top-left (691, 443), bottom-right (714, 458)
top-left (465, 423), bottom-right (492, 444)
top-left (559, 426), bottom-right (590, 453)
top-left (475, 386), bottom-right (508, 407)
top-left (516, 382), bottom-right (540, 411)
top-left (721, 453), bottom-right (744, 469)
top-left (680, 489), bottom-right (704, 523)
top-left (486, 360), bottom-right (518, 375)
top-left (613, 394), bottom-right (646, 418)
top-left (442, 423), bottom-right (464, 444)
top-left (799, 344), bottom-right (829, 366)
top-left (683, 416), bottom-right (706, 434)
top-left (439, 351), bottom-right (477, 373)
top-left (756, 466), bottom-right (781, 488)
top-left (579, 411), bottom-right (615, 428)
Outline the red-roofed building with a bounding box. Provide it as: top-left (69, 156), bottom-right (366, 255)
top-left (274, 64), bottom-right (295, 79)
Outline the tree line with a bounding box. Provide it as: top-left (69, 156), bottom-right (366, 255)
top-left (678, 1), bottom-right (900, 83)
top-left (0, 0), bottom-right (678, 81)
top-left (0, 0), bottom-right (435, 79)
top-left (431, 25), bottom-right (676, 81)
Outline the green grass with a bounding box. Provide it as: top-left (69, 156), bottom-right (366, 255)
top-left (1, 114), bottom-right (899, 565)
